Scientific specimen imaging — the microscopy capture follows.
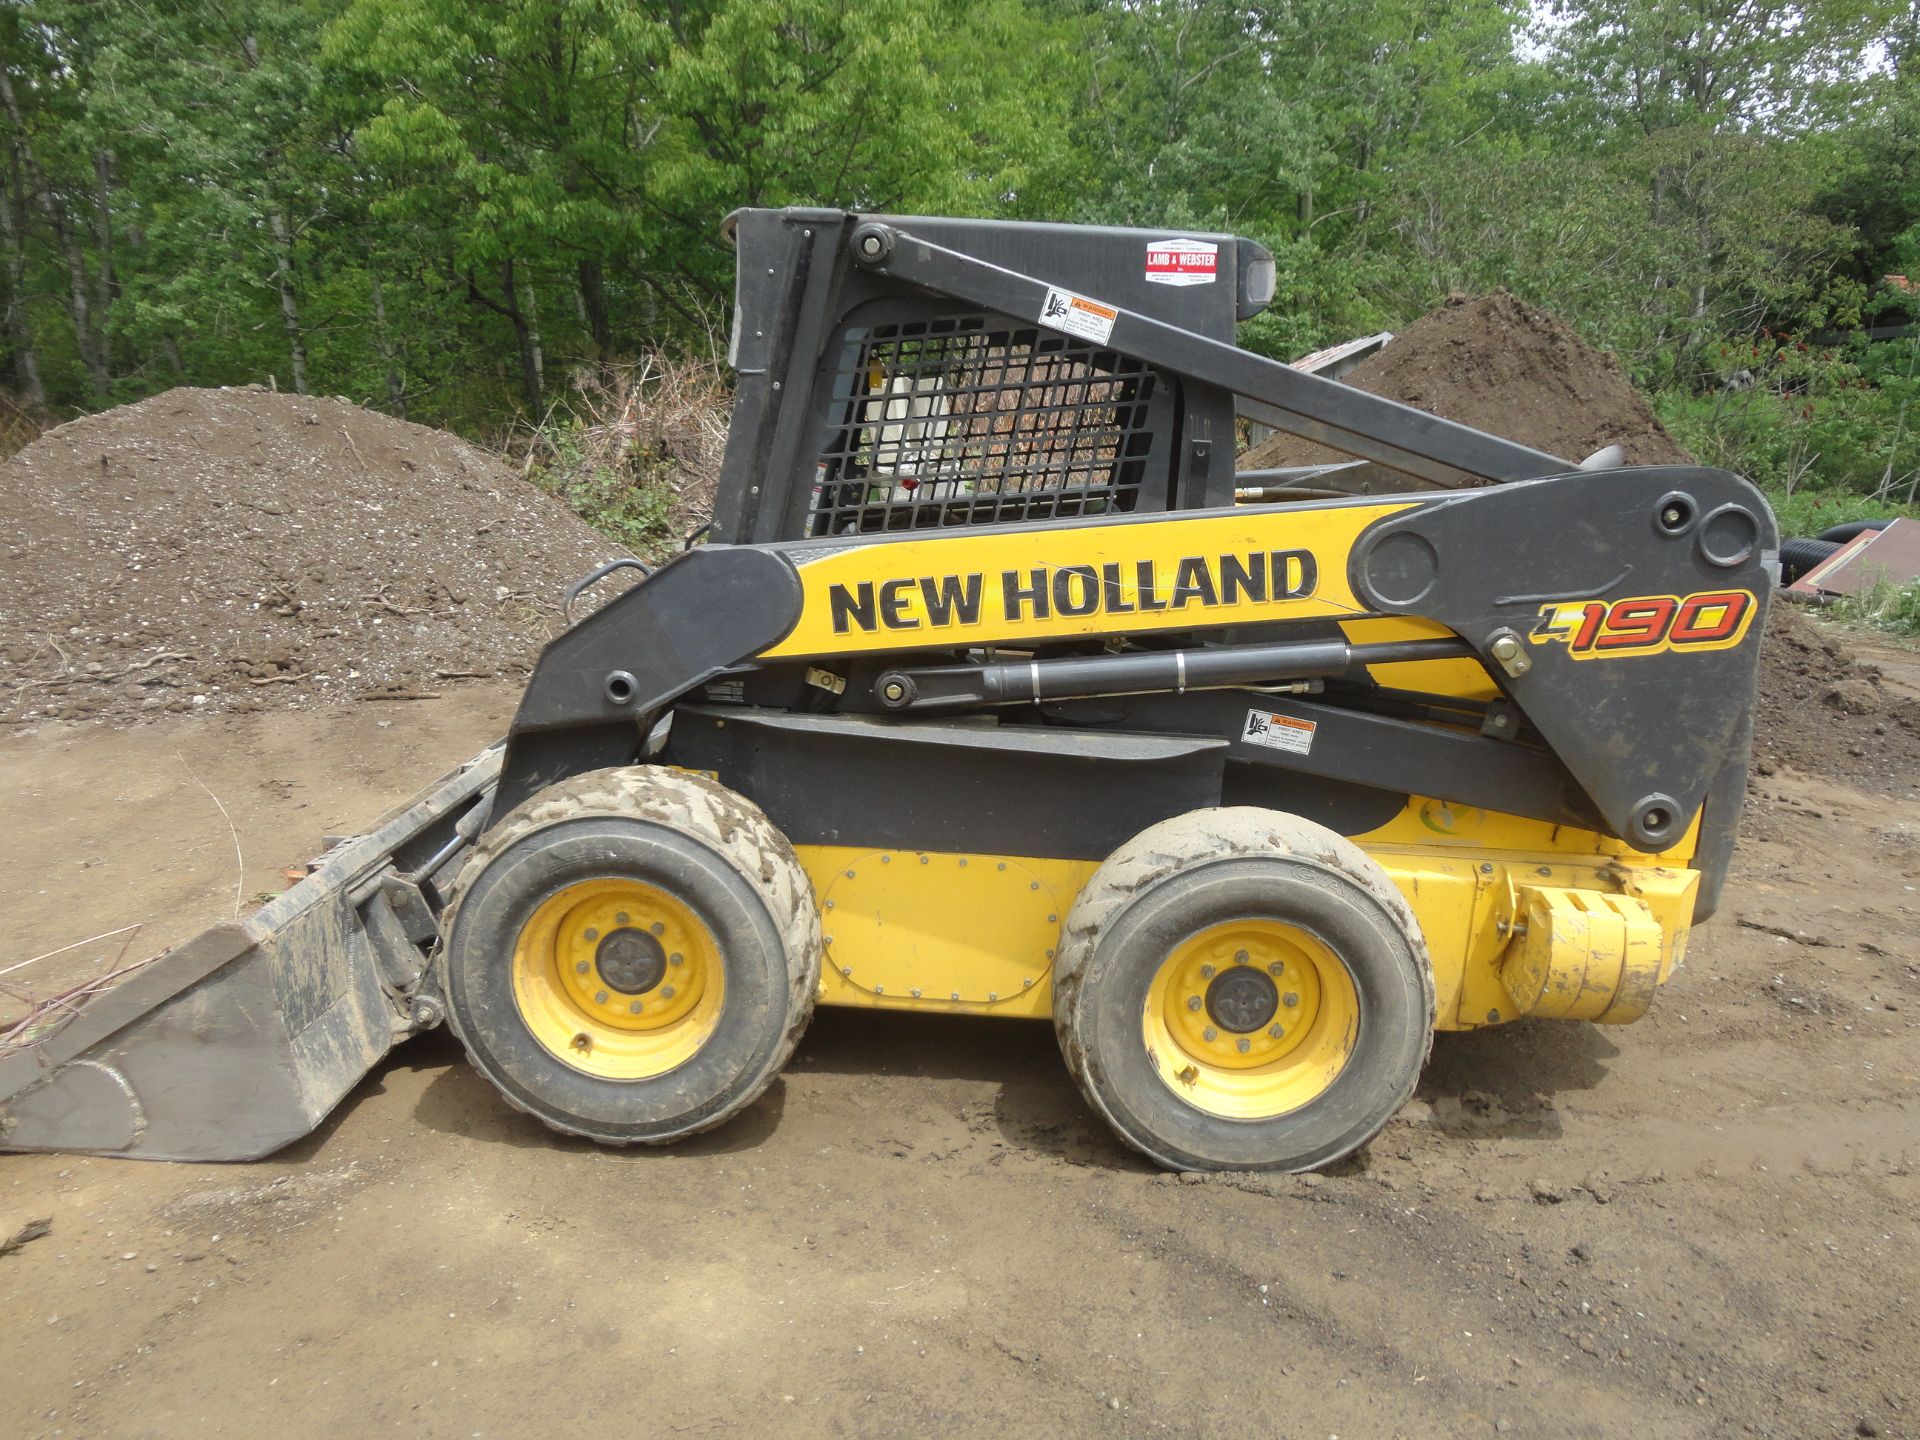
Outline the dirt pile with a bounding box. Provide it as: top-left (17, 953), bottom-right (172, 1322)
top-left (0, 388), bottom-right (629, 726)
top-left (1244, 290), bottom-right (1688, 470)
top-left (1753, 604), bottom-right (1920, 789)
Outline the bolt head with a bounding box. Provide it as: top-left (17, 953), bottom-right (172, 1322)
top-left (1490, 635), bottom-right (1520, 661)
top-left (859, 233), bottom-right (882, 256)
top-left (911, 989), bottom-right (922, 998)
top-left (841, 966), bottom-right (852, 977)
top-left (882, 681), bottom-right (905, 701)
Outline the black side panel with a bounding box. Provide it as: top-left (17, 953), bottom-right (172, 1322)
top-left (1349, 467), bottom-right (1777, 851)
top-left (1105, 691), bottom-right (1598, 832)
top-left (666, 705), bottom-right (1227, 859)
top-left (491, 546), bottom-right (804, 823)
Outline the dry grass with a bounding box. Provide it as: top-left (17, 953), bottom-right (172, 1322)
top-left (0, 391), bottom-right (51, 462)
top-left (505, 354), bottom-right (732, 560)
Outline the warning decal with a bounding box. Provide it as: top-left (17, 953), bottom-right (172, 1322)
top-left (1039, 286), bottom-right (1119, 345)
top-left (1145, 238), bottom-right (1219, 287)
top-left (1241, 708), bottom-right (1317, 755)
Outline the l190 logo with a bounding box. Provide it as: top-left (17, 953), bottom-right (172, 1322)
top-left (1529, 589), bottom-right (1756, 658)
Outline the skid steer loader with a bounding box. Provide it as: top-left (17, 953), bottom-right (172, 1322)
top-left (0, 209), bottom-right (1777, 1171)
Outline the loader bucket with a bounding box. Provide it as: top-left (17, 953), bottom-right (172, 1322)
top-left (0, 745), bottom-right (500, 1162)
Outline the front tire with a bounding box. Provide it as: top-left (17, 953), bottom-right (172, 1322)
top-left (441, 767), bottom-right (821, 1145)
top-left (1054, 808), bottom-right (1432, 1172)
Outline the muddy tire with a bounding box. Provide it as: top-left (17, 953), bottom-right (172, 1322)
top-left (440, 766), bottom-right (820, 1145)
top-left (1054, 808), bottom-right (1433, 1172)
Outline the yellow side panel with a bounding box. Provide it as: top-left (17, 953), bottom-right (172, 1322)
top-left (762, 502), bottom-right (1413, 659)
top-left (1339, 615), bottom-right (1499, 701)
top-left (796, 844), bottom-right (1098, 1018)
top-left (795, 823), bottom-right (1700, 1030)
top-left (1352, 793), bottom-right (1703, 867)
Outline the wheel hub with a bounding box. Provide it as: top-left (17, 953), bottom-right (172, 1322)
top-left (596, 928), bottom-right (666, 994)
top-left (1206, 965), bottom-right (1278, 1033)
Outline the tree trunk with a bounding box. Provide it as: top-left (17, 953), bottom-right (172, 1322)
top-left (0, 71), bottom-right (107, 399)
top-left (0, 144), bottom-right (46, 407)
top-left (500, 259), bottom-right (543, 411)
top-left (577, 257), bottom-right (613, 357)
top-left (60, 214), bottom-right (107, 399)
top-left (268, 209), bottom-right (310, 395)
top-left (92, 150), bottom-right (117, 317)
top-left (370, 272), bottom-right (405, 416)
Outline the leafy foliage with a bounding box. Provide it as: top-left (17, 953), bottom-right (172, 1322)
top-left (0, 0), bottom-right (1912, 521)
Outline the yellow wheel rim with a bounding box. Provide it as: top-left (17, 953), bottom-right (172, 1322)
top-left (510, 878), bottom-right (724, 1080)
top-left (1142, 918), bottom-right (1358, 1120)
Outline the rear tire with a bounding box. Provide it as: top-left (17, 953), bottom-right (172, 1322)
top-left (1054, 808), bottom-right (1432, 1172)
top-left (441, 767), bottom-right (820, 1145)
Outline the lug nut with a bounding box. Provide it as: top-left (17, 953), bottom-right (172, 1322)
top-left (576, 961), bottom-right (590, 974)
top-left (594, 990), bottom-right (608, 1004)
top-left (584, 928), bottom-right (598, 941)
top-left (615, 912), bottom-right (630, 925)
top-left (1203, 1027), bottom-right (1218, 1042)
top-left (1187, 996), bottom-right (1202, 1011)
top-left (1237, 1038), bottom-right (1251, 1054)
top-left (629, 1001), bottom-right (643, 1014)
top-left (1283, 993), bottom-right (1299, 1008)
top-left (661, 985), bottom-right (675, 999)
top-left (1234, 949), bottom-right (1249, 964)
top-left (1200, 964), bottom-right (1215, 979)
top-left (670, 953), bottom-right (684, 965)
top-left (1269, 1023), bottom-right (1285, 1038)
top-left (1268, 961), bottom-right (1284, 976)
top-left (651, 922), bottom-right (665, 935)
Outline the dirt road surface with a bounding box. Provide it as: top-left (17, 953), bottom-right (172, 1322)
top-left (2, 682), bottom-right (1916, 1440)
